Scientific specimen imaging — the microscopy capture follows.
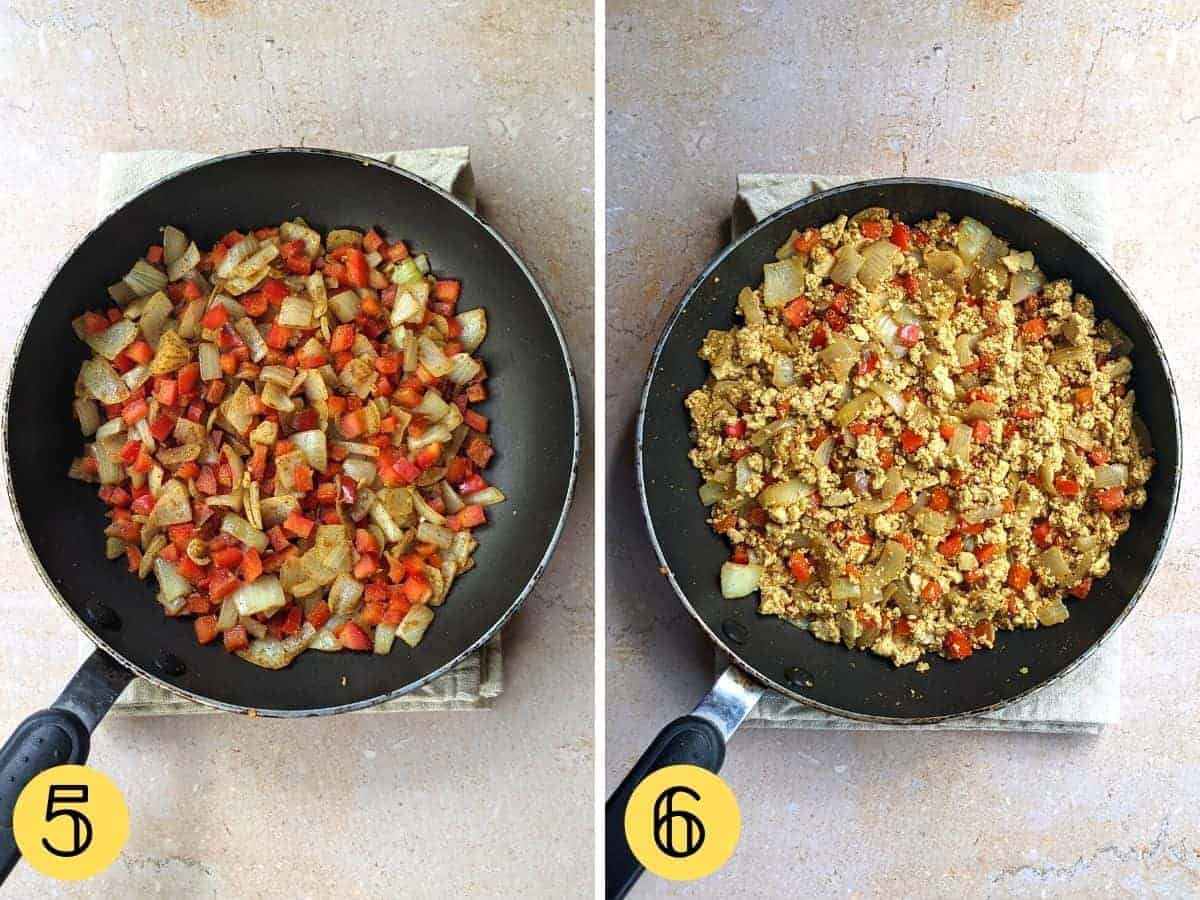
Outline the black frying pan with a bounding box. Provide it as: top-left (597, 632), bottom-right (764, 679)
top-left (607, 178), bottom-right (1180, 897)
top-left (0, 148), bottom-right (578, 880)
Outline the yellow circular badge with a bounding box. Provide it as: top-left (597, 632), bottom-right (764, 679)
top-left (12, 764), bottom-right (129, 880)
top-left (624, 764), bottom-right (740, 881)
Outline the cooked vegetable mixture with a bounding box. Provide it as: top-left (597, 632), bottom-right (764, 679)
top-left (687, 210), bottom-right (1152, 666)
top-left (69, 220), bottom-right (501, 668)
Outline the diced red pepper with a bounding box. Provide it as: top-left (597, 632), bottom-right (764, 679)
top-left (1032, 520), bottom-right (1054, 548)
top-left (194, 615), bottom-right (219, 645)
top-left (448, 505), bottom-right (486, 532)
top-left (860, 221), bottom-right (884, 239)
top-left (890, 221), bottom-right (910, 250)
top-left (283, 510), bottom-right (315, 539)
top-left (211, 546), bottom-right (244, 569)
top-left (792, 228), bottom-right (821, 254)
top-left (938, 533), bottom-right (963, 558)
top-left (223, 625), bottom-right (249, 653)
top-left (1054, 478), bottom-right (1081, 497)
top-left (152, 378), bottom-right (178, 407)
top-left (202, 304), bottom-right (229, 330)
top-left (1021, 318), bottom-right (1047, 340)
top-left (943, 628), bottom-right (973, 660)
top-left (896, 324), bottom-right (923, 347)
top-left (338, 622), bottom-right (371, 651)
top-left (261, 279), bottom-right (289, 304)
top-left (972, 420), bottom-right (992, 444)
top-left (899, 429), bottom-right (925, 453)
top-left (1007, 563), bottom-right (1031, 590)
top-left (723, 419), bottom-right (746, 439)
top-left (782, 296), bottom-right (811, 329)
top-left (433, 280), bottom-right (461, 303)
top-left (331, 247), bottom-right (369, 288)
top-left (240, 548), bottom-right (263, 583)
top-left (177, 362), bottom-right (201, 396)
top-left (126, 340), bottom-right (154, 365)
top-left (788, 551), bottom-right (812, 583)
top-left (1094, 486), bottom-right (1125, 512)
top-left (1068, 577), bottom-right (1093, 599)
top-left (208, 569), bottom-right (242, 601)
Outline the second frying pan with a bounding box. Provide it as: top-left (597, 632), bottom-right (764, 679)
top-left (0, 148), bottom-right (579, 880)
top-left (607, 178), bottom-right (1180, 897)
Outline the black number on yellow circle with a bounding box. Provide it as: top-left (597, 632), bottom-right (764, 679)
top-left (41, 785), bottom-right (93, 858)
top-left (624, 765), bottom-right (739, 881)
top-left (12, 765), bottom-right (128, 880)
top-left (652, 786), bottom-right (705, 858)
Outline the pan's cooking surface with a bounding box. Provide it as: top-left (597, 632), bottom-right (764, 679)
top-left (639, 179), bottom-right (1179, 722)
top-left (5, 148), bottom-right (578, 715)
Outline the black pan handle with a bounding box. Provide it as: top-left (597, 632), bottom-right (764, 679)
top-left (0, 648), bottom-right (132, 883)
top-left (605, 666), bottom-right (763, 899)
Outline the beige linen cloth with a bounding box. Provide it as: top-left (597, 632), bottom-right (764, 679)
top-left (724, 172), bottom-right (1119, 734)
top-left (77, 147), bottom-right (501, 715)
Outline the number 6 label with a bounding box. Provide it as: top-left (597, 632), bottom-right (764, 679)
top-left (12, 765), bottom-right (128, 880)
top-left (624, 765), bottom-right (740, 882)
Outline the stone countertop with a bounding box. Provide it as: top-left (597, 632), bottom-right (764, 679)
top-left (607, 2), bottom-right (1200, 897)
top-left (0, 1), bottom-right (593, 897)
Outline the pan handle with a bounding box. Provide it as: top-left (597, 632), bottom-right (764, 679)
top-left (605, 665), bottom-right (763, 899)
top-left (0, 648), bottom-right (132, 883)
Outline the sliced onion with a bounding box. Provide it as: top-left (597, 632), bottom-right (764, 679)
top-left (221, 513), bottom-right (268, 552)
top-left (162, 225), bottom-right (188, 265)
top-left (198, 342), bottom-right (221, 382)
top-left (416, 521), bottom-right (454, 550)
top-left (154, 557), bottom-right (191, 603)
top-left (278, 296), bottom-right (314, 328)
top-left (398, 604), bottom-right (435, 647)
top-left (869, 380), bottom-right (908, 418)
top-left (771, 355), bottom-right (795, 389)
top-left (875, 540), bottom-right (908, 583)
top-left (167, 242), bottom-right (201, 282)
top-left (814, 436), bottom-right (835, 468)
top-left (834, 391), bottom-right (877, 428)
top-left (81, 358), bottom-right (131, 404)
top-left (447, 353), bottom-right (482, 385)
top-left (955, 333), bottom-right (980, 367)
top-left (819, 337), bottom-right (857, 381)
top-left (758, 477), bottom-right (811, 508)
top-left (215, 234), bottom-right (260, 279)
top-left (123, 259), bottom-right (167, 297)
top-left (1036, 599), bottom-right (1070, 626)
top-left (915, 509), bottom-right (951, 536)
top-left (831, 577), bottom-right (861, 603)
top-left (720, 562), bottom-right (762, 598)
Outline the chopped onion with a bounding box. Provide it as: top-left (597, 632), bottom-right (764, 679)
top-left (738, 287), bottom-right (765, 325)
top-left (1008, 268), bottom-right (1044, 303)
top-left (198, 342), bottom-right (221, 382)
top-left (762, 257), bottom-right (806, 307)
top-left (857, 240), bottom-right (901, 289)
top-left (955, 333), bottom-right (979, 367)
top-left (720, 562), bottom-right (762, 598)
top-left (829, 245), bottom-right (864, 286)
top-left (963, 504), bottom-right (1003, 524)
top-left (278, 296), bottom-right (314, 328)
top-left (955, 217), bottom-right (993, 263)
top-left (830, 577), bottom-right (861, 603)
top-left (447, 353), bottom-right (482, 385)
top-left (81, 358), bottom-right (131, 404)
top-left (154, 557), bottom-right (191, 603)
top-left (819, 337), bottom-right (858, 381)
top-left (167, 242), bottom-right (200, 282)
top-left (444, 309), bottom-right (486, 356)
top-left (771, 355), bottom-right (795, 389)
top-left (416, 521), bottom-right (454, 550)
top-left (221, 513), bottom-right (268, 552)
top-left (469, 486), bottom-right (506, 507)
top-left (1036, 599), bottom-right (1069, 626)
top-left (915, 509), bottom-right (951, 536)
top-left (237, 622), bottom-right (316, 670)
top-left (234, 318), bottom-right (267, 362)
top-left (1063, 424), bottom-right (1095, 451)
top-left (215, 234), bottom-right (260, 279)
top-left (963, 400), bottom-right (998, 421)
top-left (924, 249), bottom-right (965, 279)
top-left (417, 336), bottom-right (453, 377)
top-left (1050, 346), bottom-right (1090, 367)
top-left (1039, 547), bottom-right (1071, 584)
top-left (948, 423), bottom-right (971, 462)
top-left (398, 604), bottom-right (435, 647)
top-left (123, 259), bottom-right (167, 297)
top-left (291, 429), bottom-right (327, 473)
top-left (1093, 463), bottom-right (1128, 488)
top-left (74, 399), bottom-right (101, 437)
top-left (83, 319), bottom-right (137, 360)
top-left (162, 226), bottom-right (188, 265)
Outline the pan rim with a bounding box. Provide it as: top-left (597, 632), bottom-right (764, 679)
top-left (4, 146), bottom-right (581, 718)
top-left (636, 175), bottom-right (1181, 724)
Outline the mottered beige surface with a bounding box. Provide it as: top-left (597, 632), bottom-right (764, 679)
top-left (607, 2), bottom-right (1200, 897)
top-left (0, 1), bottom-right (593, 897)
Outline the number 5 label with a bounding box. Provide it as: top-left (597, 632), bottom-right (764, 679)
top-left (12, 765), bottom-right (128, 880)
top-left (623, 765), bottom-right (740, 882)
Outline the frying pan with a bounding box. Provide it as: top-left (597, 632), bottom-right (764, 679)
top-left (606, 178), bottom-right (1180, 897)
top-left (0, 148), bottom-right (579, 881)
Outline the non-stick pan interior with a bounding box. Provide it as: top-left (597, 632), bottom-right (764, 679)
top-left (640, 178), bottom-right (1179, 722)
top-left (6, 149), bottom-right (577, 714)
